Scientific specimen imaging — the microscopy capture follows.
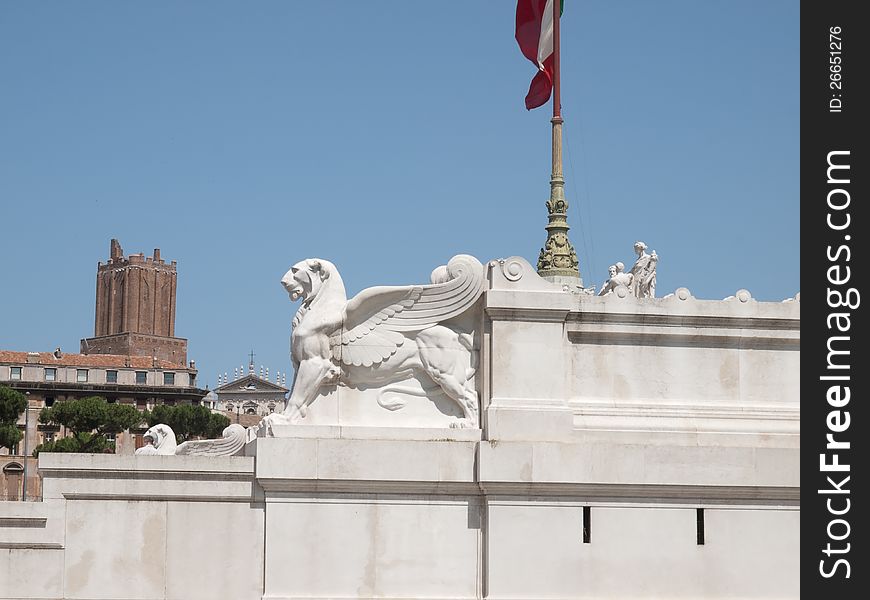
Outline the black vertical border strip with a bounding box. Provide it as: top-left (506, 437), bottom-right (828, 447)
top-left (583, 505), bottom-right (591, 543)
top-left (802, 1), bottom-right (867, 597)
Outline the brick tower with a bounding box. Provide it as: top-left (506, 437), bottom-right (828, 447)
top-left (80, 239), bottom-right (188, 365)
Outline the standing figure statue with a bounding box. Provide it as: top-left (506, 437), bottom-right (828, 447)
top-left (629, 241), bottom-right (658, 298)
top-left (644, 251), bottom-right (658, 298)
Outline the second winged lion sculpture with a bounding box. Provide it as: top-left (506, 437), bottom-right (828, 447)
top-left (269, 254), bottom-right (485, 429)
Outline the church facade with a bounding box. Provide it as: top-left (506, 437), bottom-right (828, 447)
top-left (213, 371), bottom-right (288, 417)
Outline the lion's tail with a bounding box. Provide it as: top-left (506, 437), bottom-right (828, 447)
top-left (376, 383), bottom-right (444, 411)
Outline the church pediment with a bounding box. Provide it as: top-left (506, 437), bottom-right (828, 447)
top-left (215, 373), bottom-right (288, 393)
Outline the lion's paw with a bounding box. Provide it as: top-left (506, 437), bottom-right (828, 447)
top-left (259, 413), bottom-right (293, 436)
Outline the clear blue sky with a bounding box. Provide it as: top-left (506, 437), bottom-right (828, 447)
top-left (0, 1), bottom-right (799, 389)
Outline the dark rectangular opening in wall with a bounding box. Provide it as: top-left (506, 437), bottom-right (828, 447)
top-left (696, 508), bottom-right (705, 545)
top-left (583, 506), bottom-right (591, 543)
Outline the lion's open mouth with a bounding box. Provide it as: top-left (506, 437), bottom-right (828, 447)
top-left (280, 276), bottom-right (304, 302)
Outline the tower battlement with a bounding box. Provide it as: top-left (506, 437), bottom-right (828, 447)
top-left (81, 239), bottom-right (187, 365)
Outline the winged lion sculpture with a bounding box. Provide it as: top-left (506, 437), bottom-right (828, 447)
top-left (266, 254), bottom-right (485, 430)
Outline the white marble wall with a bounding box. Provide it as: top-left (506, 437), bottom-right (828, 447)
top-left (0, 258), bottom-right (800, 599)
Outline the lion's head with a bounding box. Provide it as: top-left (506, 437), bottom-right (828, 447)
top-left (135, 424), bottom-right (177, 455)
top-left (281, 258), bottom-right (334, 303)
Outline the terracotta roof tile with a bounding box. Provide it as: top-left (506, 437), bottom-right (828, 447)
top-left (0, 350), bottom-right (190, 371)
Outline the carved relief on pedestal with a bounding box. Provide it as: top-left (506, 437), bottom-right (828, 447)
top-left (262, 255), bottom-right (485, 433)
top-left (536, 196), bottom-right (579, 277)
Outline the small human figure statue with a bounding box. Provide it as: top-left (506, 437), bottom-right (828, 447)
top-left (613, 261), bottom-right (633, 288)
top-left (598, 264), bottom-right (618, 296)
top-left (598, 261), bottom-right (633, 296)
top-left (629, 242), bottom-right (658, 298)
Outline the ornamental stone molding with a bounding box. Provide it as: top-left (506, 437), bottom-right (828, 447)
top-left (536, 198), bottom-right (580, 278)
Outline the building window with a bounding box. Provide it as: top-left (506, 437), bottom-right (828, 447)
top-left (106, 370), bottom-right (118, 383)
top-left (135, 371), bottom-right (147, 385)
top-left (189, 373), bottom-right (196, 387)
top-left (163, 372), bottom-right (175, 386)
top-left (76, 369), bottom-right (88, 382)
top-left (2, 462), bottom-right (24, 474)
top-left (45, 368), bottom-right (56, 381)
top-left (10, 367), bottom-right (22, 380)
top-left (45, 396), bottom-right (55, 407)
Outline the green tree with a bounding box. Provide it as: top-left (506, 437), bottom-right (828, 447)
top-left (205, 411), bottom-right (231, 438)
top-left (32, 396), bottom-right (142, 456)
top-left (0, 385), bottom-right (28, 451)
top-left (145, 404), bottom-right (230, 443)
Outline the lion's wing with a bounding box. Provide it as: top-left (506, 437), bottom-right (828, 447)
top-left (175, 424), bottom-right (247, 457)
top-left (334, 255), bottom-right (484, 368)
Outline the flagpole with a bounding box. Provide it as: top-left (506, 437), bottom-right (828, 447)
top-left (536, 0), bottom-right (581, 284)
top-left (553, 0), bottom-right (561, 120)
top-left (551, 0), bottom-right (562, 205)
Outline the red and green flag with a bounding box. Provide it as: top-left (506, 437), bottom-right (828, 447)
top-left (515, 0), bottom-right (563, 110)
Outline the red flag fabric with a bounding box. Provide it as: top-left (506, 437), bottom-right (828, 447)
top-left (515, 0), bottom-right (556, 110)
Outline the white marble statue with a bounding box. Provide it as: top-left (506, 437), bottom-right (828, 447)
top-left (598, 261), bottom-right (633, 296)
top-left (135, 424), bottom-right (177, 455)
top-left (135, 423), bottom-right (247, 456)
top-left (629, 241), bottom-right (658, 298)
top-left (265, 254), bottom-right (484, 430)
